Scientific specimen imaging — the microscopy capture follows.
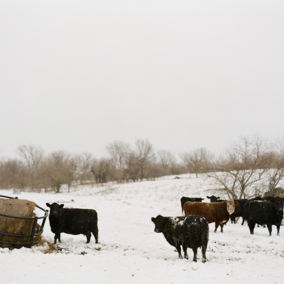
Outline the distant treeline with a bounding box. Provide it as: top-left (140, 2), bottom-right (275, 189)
top-left (0, 136), bottom-right (284, 198)
top-left (0, 139), bottom-right (185, 193)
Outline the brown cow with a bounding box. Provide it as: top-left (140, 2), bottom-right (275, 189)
top-left (183, 201), bottom-right (238, 232)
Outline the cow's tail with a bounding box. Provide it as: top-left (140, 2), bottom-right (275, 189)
top-left (200, 218), bottom-right (209, 263)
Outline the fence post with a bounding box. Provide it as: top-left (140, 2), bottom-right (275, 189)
top-left (29, 217), bottom-right (38, 248)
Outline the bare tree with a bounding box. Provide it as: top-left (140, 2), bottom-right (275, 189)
top-left (37, 159), bottom-right (51, 192)
top-left (17, 144), bottom-right (44, 191)
top-left (156, 150), bottom-right (177, 176)
top-left (65, 155), bottom-right (79, 192)
top-left (106, 141), bottom-right (131, 181)
top-left (90, 158), bottom-right (111, 183)
top-left (50, 151), bottom-right (70, 193)
top-left (123, 151), bottom-right (140, 182)
top-left (146, 156), bottom-right (163, 180)
top-left (38, 151), bottom-right (71, 193)
top-left (0, 159), bottom-right (26, 190)
top-left (77, 152), bottom-right (94, 184)
top-left (207, 135), bottom-right (273, 199)
top-left (180, 148), bottom-right (213, 177)
top-left (265, 139), bottom-right (284, 193)
top-left (135, 139), bottom-right (155, 181)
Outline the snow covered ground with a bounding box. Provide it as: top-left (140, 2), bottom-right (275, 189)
top-left (1, 175), bottom-right (284, 284)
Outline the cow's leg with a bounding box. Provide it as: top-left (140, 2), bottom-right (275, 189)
top-left (248, 222), bottom-right (255, 234)
top-left (214, 222), bottom-right (219, 232)
top-left (192, 247), bottom-right (198, 262)
top-left (201, 244), bottom-right (207, 263)
top-left (220, 220), bottom-right (227, 233)
top-left (182, 244), bottom-right (188, 259)
top-left (54, 232), bottom-right (61, 244)
top-left (277, 225), bottom-right (281, 235)
top-left (92, 228), bottom-right (99, 243)
top-left (241, 217), bottom-right (245, 225)
top-left (267, 224), bottom-right (272, 236)
top-left (176, 246), bottom-right (183, 259)
top-left (86, 230), bottom-right (91, 243)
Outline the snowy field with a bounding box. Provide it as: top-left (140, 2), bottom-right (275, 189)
top-left (1, 175), bottom-right (284, 284)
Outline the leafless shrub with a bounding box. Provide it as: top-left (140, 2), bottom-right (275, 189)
top-left (207, 135), bottom-right (273, 199)
top-left (90, 158), bottom-right (112, 184)
top-left (17, 144), bottom-right (44, 191)
top-left (180, 148), bottom-right (213, 177)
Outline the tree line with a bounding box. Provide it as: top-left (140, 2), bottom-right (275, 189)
top-left (0, 139), bottom-right (184, 193)
top-left (0, 135), bottom-right (284, 198)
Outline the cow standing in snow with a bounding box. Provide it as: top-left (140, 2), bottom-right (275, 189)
top-left (183, 201), bottom-right (238, 232)
top-left (151, 215), bottom-right (209, 263)
top-left (46, 203), bottom-right (99, 244)
top-left (230, 199), bottom-right (248, 225)
top-left (180, 196), bottom-right (204, 213)
top-left (244, 197), bottom-right (283, 236)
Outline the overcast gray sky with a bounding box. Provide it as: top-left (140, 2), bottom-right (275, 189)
top-left (1, 0), bottom-right (284, 159)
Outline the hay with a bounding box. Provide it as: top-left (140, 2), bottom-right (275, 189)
top-left (41, 241), bottom-right (63, 254)
top-left (0, 198), bottom-right (41, 249)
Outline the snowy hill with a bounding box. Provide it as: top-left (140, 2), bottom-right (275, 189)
top-left (1, 175), bottom-right (284, 284)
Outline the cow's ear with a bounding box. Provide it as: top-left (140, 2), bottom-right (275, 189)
top-left (60, 204), bottom-right (64, 208)
top-left (46, 203), bottom-right (50, 207)
top-left (234, 201), bottom-right (238, 206)
top-left (206, 196), bottom-right (210, 198)
top-left (151, 217), bottom-right (155, 222)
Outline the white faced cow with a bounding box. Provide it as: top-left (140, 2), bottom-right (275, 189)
top-left (183, 200), bottom-right (238, 232)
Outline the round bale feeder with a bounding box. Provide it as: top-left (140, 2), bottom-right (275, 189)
top-left (0, 195), bottom-right (48, 249)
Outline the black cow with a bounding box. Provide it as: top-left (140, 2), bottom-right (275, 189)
top-left (46, 203), bottom-right (99, 244)
top-left (207, 195), bottom-right (223, 202)
top-left (180, 197), bottom-right (204, 213)
top-left (263, 196), bottom-right (284, 202)
top-left (230, 199), bottom-right (248, 225)
top-left (249, 196), bottom-right (263, 201)
top-left (151, 215), bottom-right (209, 263)
top-left (244, 197), bottom-right (284, 236)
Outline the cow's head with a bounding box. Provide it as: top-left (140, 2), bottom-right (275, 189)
top-left (207, 195), bottom-right (220, 202)
top-left (151, 215), bottom-right (167, 233)
top-left (46, 203), bottom-right (64, 217)
top-left (269, 197), bottom-right (284, 215)
top-left (224, 200), bottom-right (238, 215)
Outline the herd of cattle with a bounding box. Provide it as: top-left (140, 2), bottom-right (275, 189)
top-left (152, 195), bottom-right (283, 263)
top-left (45, 194), bottom-right (284, 264)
